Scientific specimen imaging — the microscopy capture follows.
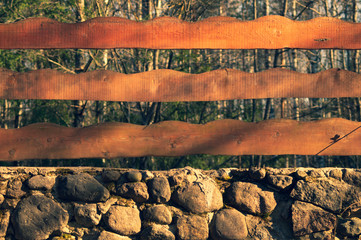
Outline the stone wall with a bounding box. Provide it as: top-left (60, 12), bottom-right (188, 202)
top-left (0, 166), bottom-right (361, 240)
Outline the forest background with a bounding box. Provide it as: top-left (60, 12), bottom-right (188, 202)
top-left (0, 0), bottom-right (360, 170)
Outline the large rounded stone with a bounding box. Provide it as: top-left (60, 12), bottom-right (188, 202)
top-left (148, 177), bottom-right (171, 203)
top-left (117, 182), bottom-right (149, 202)
top-left (12, 195), bottom-right (69, 240)
top-left (142, 205), bottom-right (172, 225)
top-left (225, 182), bottom-right (276, 216)
top-left (27, 175), bottom-right (55, 191)
top-left (58, 173), bottom-right (109, 202)
top-left (210, 208), bottom-right (248, 240)
top-left (173, 178), bottom-right (223, 214)
top-left (292, 201), bottom-right (336, 236)
top-left (140, 225), bottom-right (175, 240)
top-left (104, 206), bottom-right (141, 236)
top-left (176, 215), bottom-right (209, 240)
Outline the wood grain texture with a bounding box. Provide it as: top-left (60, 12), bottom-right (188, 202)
top-left (0, 118), bottom-right (360, 160)
top-left (1, 16), bottom-right (361, 49)
top-left (1, 68), bottom-right (360, 101)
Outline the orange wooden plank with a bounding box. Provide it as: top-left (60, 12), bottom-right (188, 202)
top-left (1, 68), bottom-right (360, 101)
top-left (0, 118), bottom-right (360, 160)
top-left (1, 16), bottom-right (361, 49)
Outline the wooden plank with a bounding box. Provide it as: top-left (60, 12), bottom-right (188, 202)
top-left (1, 16), bottom-right (361, 49)
top-left (0, 118), bottom-right (360, 160)
top-left (1, 68), bottom-right (361, 101)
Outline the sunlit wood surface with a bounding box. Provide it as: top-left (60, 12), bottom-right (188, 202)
top-left (1, 68), bottom-right (360, 101)
top-left (1, 16), bottom-right (360, 49)
top-left (0, 118), bottom-right (360, 160)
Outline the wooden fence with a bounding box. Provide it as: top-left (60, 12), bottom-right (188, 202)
top-left (0, 16), bottom-right (361, 160)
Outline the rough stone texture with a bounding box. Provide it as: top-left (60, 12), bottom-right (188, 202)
top-left (329, 169), bottom-right (343, 180)
top-left (210, 208), bottom-right (247, 240)
top-left (290, 178), bottom-right (361, 213)
top-left (148, 177), bottom-right (171, 203)
top-left (337, 218), bottom-right (361, 237)
top-left (104, 206), bottom-right (141, 236)
top-left (343, 169), bottom-right (361, 187)
top-left (127, 171), bottom-right (143, 182)
top-left (267, 174), bottom-right (293, 191)
top-left (140, 225), bottom-right (175, 240)
top-left (58, 173), bottom-right (110, 202)
top-left (12, 195), bottom-right (69, 240)
top-left (117, 182), bottom-right (149, 202)
top-left (102, 170), bottom-right (121, 182)
top-left (176, 215), bottom-right (209, 240)
top-left (98, 231), bottom-right (132, 240)
top-left (74, 203), bottom-right (101, 227)
top-left (27, 175), bottom-right (55, 191)
top-left (173, 178), bottom-right (223, 214)
top-left (97, 197), bottom-right (118, 214)
top-left (225, 182), bottom-right (277, 215)
top-left (0, 194), bottom-right (4, 205)
top-left (292, 201), bottom-right (336, 237)
top-left (0, 180), bottom-right (8, 195)
top-left (0, 209), bottom-right (10, 237)
top-left (6, 179), bottom-right (26, 198)
top-left (142, 205), bottom-right (172, 225)
top-left (1, 167), bottom-right (361, 240)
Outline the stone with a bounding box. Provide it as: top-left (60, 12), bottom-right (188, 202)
top-left (225, 182), bottom-right (277, 216)
top-left (140, 225), bottom-right (175, 240)
top-left (176, 215), bottom-right (209, 240)
top-left (117, 182), bottom-right (149, 202)
top-left (337, 218), bottom-right (361, 237)
top-left (308, 169), bottom-right (326, 178)
top-left (12, 195), bottom-right (69, 240)
top-left (291, 201), bottom-right (336, 237)
top-left (329, 169), bottom-right (343, 180)
top-left (98, 231), bottom-right (132, 240)
top-left (142, 205), bottom-right (172, 225)
top-left (210, 208), bottom-right (248, 240)
top-left (249, 168), bottom-right (266, 180)
top-left (173, 178), bottom-right (223, 214)
top-left (341, 201), bottom-right (361, 218)
top-left (2, 198), bottom-right (20, 209)
top-left (58, 173), bottom-right (110, 202)
top-left (267, 174), bottom-right (293, 191)
top-left (74, 203), bottom-right (101, 227)
top-left (27, 175), bottom-right (55, 191)
top-left (148, 177), bottom-right (171, 203)
top-left (102, 170), bottom-right (121, 182)
top-left (104, 206), bottom-right (141, 235)
top-left (0, 210), bottom-right (10, 237)
top-left (0, 194), bottom-right (4, 205)
top-left (6, 179), bottom-right (26, 198)
top-left (127, 171), bottom-right (142, 182)
top-left (0, 180), bottom-right (8, 195)
top-left (294, 170), bottom-right (308, 180)
top-left (343, 169), bottom-right (361, 187)
top-left (142, 171), bottom-right (154, 181)
top-left (97, 197), bottom-right (118, 214)
top-left (290, 179), bottom-right (361, 213)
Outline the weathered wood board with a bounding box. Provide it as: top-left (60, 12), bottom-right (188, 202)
top-left (1, 68), bottom-right (360, 101)
top-left (1, 16), bottom-right (360, 49)
top-left (0, 118), bottom-right (360, 160)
